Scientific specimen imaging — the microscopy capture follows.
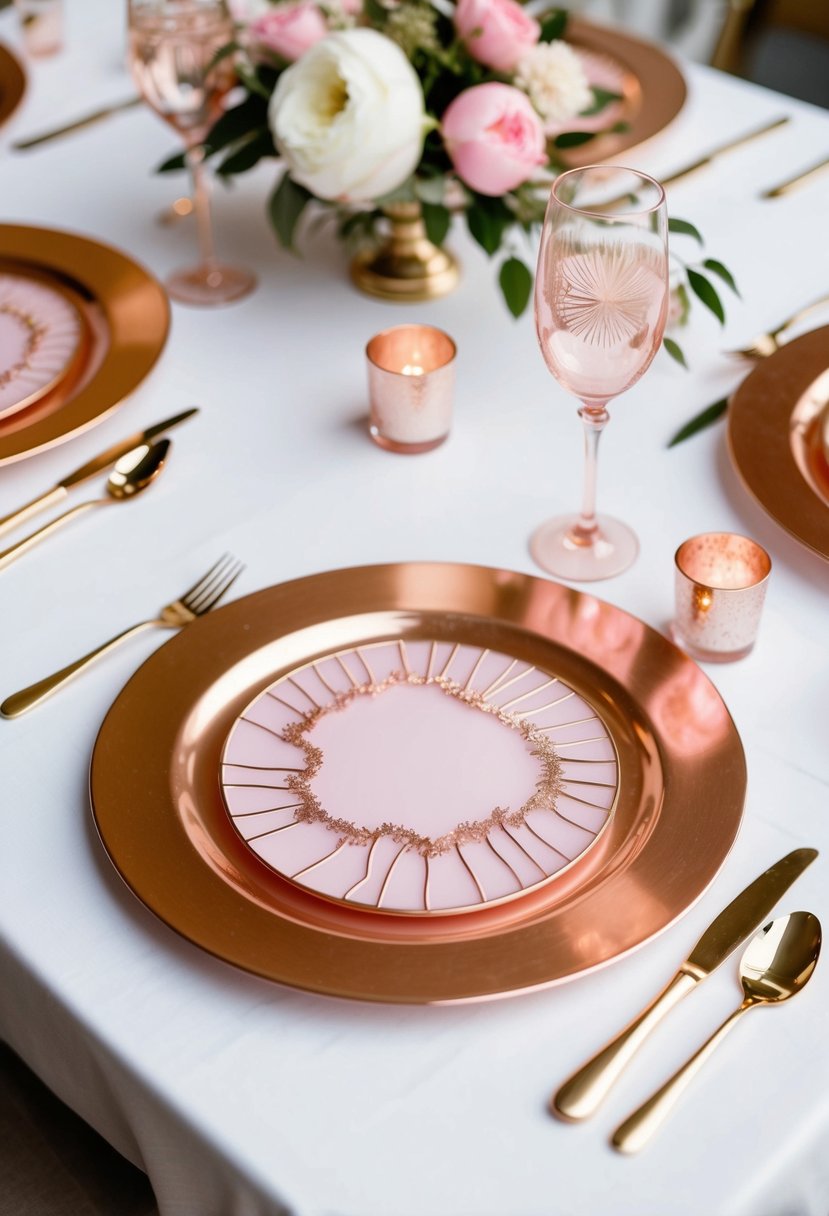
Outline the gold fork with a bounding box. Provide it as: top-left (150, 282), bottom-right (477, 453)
top-left (0, 555), bottom-right (243, 718)
top-left (727, 293), bottom-right (829, 359)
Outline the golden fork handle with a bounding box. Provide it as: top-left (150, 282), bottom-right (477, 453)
top-left (0, 485), bottom-right (68, 541)
top-left (552, 969), bottom-right (699, 1121)
top-left (0, 500), bottom-right (100, 573)
top-left (612, 1000), bottom-right (754, 1154)
top-left (0, 620), bottom-right (163, 718)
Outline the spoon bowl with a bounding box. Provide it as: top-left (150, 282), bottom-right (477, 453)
top-left (107, 439), bottom-right (169, 499)
top-left (740, 910), bottom-right (821, 1004)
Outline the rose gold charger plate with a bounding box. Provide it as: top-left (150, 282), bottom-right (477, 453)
top-left (728, 326), bottom-right (829, 561)
top-left (0, 225), bottom-right (169, 465)
top-left (90, 562), bottom-right (746, 1004)
top-left (0, 44), bottom-right (25, 128)
top-left (562, 18), bottom-right (687, 167)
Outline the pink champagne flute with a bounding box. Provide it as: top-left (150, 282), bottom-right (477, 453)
top-left (128, 0), bottom-right (256, 306)
top-left (533, 166), bottom-right (669, 581)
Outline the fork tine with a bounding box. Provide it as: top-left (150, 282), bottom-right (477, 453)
top-left (190, 559), bottom-right (244, 615)
top-left (179, 554), bottom-right (232, 605)
top-left (184, 555), bottom-right (238, 612)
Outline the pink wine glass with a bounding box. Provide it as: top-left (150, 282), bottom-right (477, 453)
top-left (128, 0), bottom-right (256, 307)
top-left (533, 166), bottom-right (669, 581)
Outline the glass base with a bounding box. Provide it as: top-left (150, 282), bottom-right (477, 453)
top-left (669, 624), bottom-right (756, 664)
top-left (166, 262), bottom-right (257, 307)
top-left (369, 426), bottom-right (448, 454)
top-left (530, 514), bottom-right (639, 582)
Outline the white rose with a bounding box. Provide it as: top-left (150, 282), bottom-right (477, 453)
top-left (268, 28), bottom-right (425, 202)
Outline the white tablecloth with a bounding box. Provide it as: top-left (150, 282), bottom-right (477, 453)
top-left (2, 5), bottom-right (829, 1214)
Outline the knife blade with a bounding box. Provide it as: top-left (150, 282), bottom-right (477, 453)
top-left (0, 407), bottom-right (198, 539)
top-left (552, 847), bottom-right (817, 1122)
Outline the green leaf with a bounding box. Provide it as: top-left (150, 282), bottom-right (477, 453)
top-left (157, 150), bottom-right (187, 174)
top-left (580, 86), bottom-right (622, 117)
top-left (363, 0), bottom-right (388, 27)
top-left (702, 258), bottom-right (741, 297)
top-left (662, 336), bottom-right (688, 368)
top-left (422, 202), bottom-right (451, 247)
top-left (235, 62), bottom-right (272, 100)
top-left (687, 268), bottom-right (726, 325)
top-left (466, 198), bottom-right (509, 256)
top-left (668, 217), bottom-right (704, 245)
top-left (498, 257), bottom-right (533, 318)
top-left (539, 9), bottom-right (568, 42)
top-left (216, 130), bottom-right (272, 176)
top-left (205, 94), bottom-right (269, 156)
top-left (268, 174), bottom-right (313, 249)
top-left (553, 131), bottom-right (596, 149)
top-left (668, 398), bottom-right (729, 447)
top-left (208, 40), bottom-right (238, 70)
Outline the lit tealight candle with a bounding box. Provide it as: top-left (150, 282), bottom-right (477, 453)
top-left (366, 324), bottom-right (456, 454)
top-left (672, 532), bottom-right (771, 662)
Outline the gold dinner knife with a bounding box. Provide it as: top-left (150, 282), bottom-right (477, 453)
top-left (0, 407), bottom-right (198, 540)
top-left (552, 847), bottom-right (818, 1122)
top-left (12, 97), bottom-right (142, 151)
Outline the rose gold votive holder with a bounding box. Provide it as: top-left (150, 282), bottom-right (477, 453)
top-left (366, 324), bottom-right (456, 454)
top-left (14, 0), bottom-right (64, 56)
top-left (672, 532), bottom-right (772, 662)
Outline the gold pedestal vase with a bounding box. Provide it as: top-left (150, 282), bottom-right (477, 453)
top-left (350, 202), bottom-right (459, 302)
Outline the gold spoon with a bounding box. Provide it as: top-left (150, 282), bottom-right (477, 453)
top-left (0, 440), bottom-right (170, 574)
top-left (612, 911), bottom-right (822, 1155)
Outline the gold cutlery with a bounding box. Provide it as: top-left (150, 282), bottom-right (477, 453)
top-left (762, 154), bottom-right (829, 199)
top-left (12, 96), bottom-right (142, 151)
top-left (0, 407), bottom-right (197, 541)
top-left (726, 294), bottom-right (829, 360)
top-left (0, 554), bottom-right (243, 718)
top-left (658, 115), bottom-right (790, 191)
top-left (0, 441), bottom-right (169, 574)
top-left (588, 116), bottom-right (790, 212)
top-left (612, 911), bottom-right (821, 1154)
top-left (551, 848), bottom-right (817, 1122)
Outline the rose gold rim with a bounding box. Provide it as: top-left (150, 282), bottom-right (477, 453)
top-left (551, 165), bottom-right (666, 220)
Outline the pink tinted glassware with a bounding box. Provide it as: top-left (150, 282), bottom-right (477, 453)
top-left (533, 166), bottom-right (669, 580)
top-left (128, 0), bottom-right (256, 307)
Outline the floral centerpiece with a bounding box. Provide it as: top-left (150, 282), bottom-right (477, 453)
top-left (162, 0), bottom-right (736, 346)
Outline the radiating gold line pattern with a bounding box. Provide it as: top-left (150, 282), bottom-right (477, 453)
top-left (221, 639), bottom-right (619, 914)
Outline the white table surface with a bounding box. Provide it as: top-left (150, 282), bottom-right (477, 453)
top-left (2, 5), bottom-right (829, 1215)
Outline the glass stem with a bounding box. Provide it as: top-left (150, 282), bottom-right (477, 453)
top-left (573, 405), bottom-right (610, 544)
top-left (186, 143), bottom-right (217, 273)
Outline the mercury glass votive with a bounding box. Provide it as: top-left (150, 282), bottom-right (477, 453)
top-left (15, 0), bottom-right (64, 55)
top-left (366, 324), bottom-right (456, 454)
top-left (672, 532), bottom-right (771, 662)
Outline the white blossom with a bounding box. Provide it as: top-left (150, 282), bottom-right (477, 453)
top-left (515, 40), bottom-right (593, 125)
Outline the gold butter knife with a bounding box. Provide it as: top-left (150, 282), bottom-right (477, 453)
top-left (762, 154), bottom-right (829, 200)
top-left (552, 847), bottom-right (817, 1122)
top-left (0, 407), bottom-right (198, 540)
top-left (12, 96), bottom-right (142, 152)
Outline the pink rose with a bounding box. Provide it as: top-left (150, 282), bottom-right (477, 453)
top-left (455, 0), bottom-right (540, 73)
top-left (250, 3), bottom-right (328, 61)
top-left (442, 83), bottom-right (546, 196)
